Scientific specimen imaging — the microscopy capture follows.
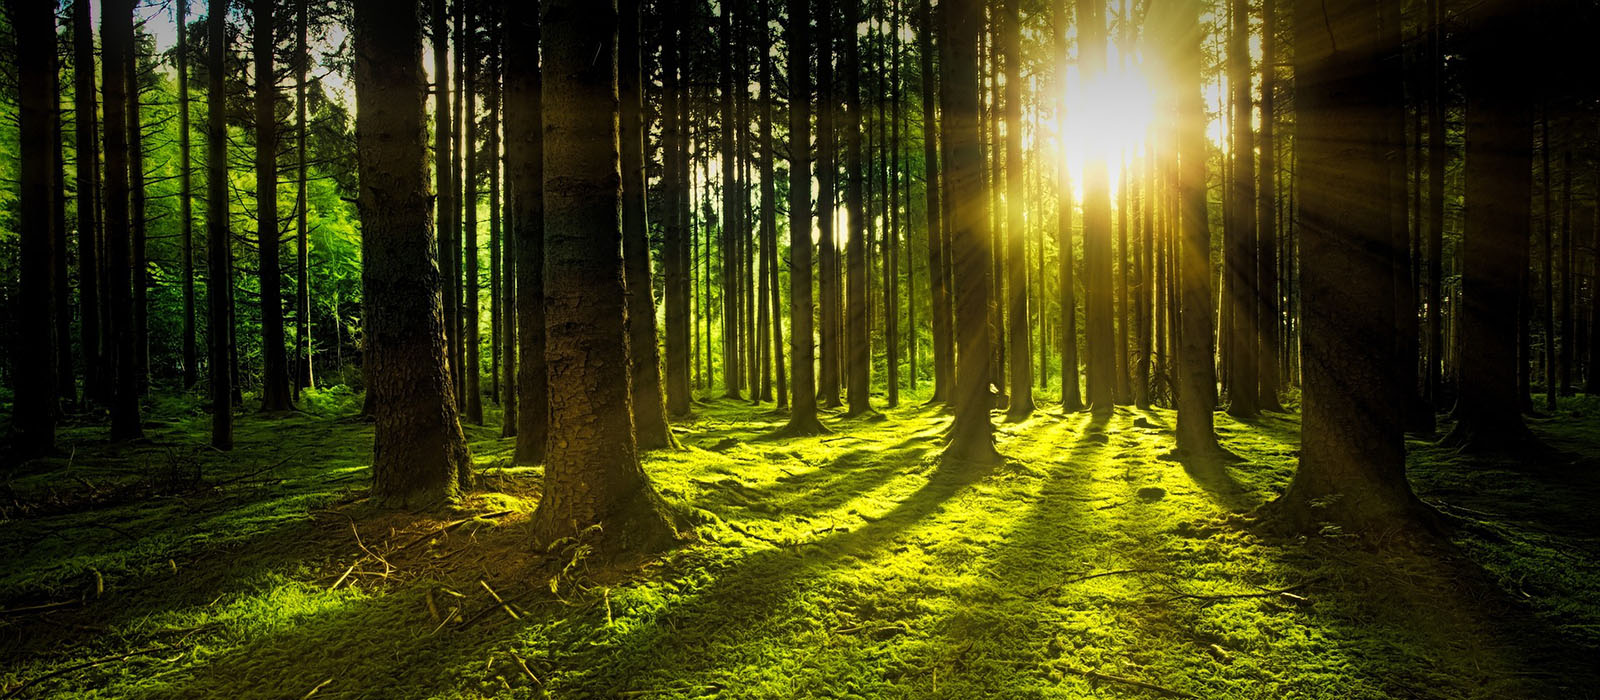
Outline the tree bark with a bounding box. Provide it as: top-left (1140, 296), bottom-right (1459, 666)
top-left (253, 0), bottom-right (292, 412)
top-left (295, 0), bottom-right (314, 397)
top-left (462, 0), bottom-right (484, 425)
top-left (532, 0), bottom-right (681, 558)
top-left (206, 0), bottom-right (234, 450)
top-left (662, 1), bottom-right (692, 417)
top-left (784, 0), bottom-right (826, 435)
top-left (1225, 0), bottom-right (1258, 420)
top-left (1057, 0), bottom-right (1082, 411)
top-left (355, 0), bottom-right (473, 508)
top-left (919, 0), bottom-right (950, 404)
top-left (73, 0), bottom-right (104, 406)
top-left (1002, 0), bottom-right (1032, 419)
top-left (1079, 0), bottom-right (1115, 415)
top-left (508, 0), bottom-right (548, 464)
top-left (102, 0), bottom-right (142, 440)
top-left (817, 0), bottom-right (842, 409)
top-left (845, 0), bottom-right (871, 415)
top-left (1256, 0), bottom-right (1283, 412)
top-left (942, 0), bottom-right (1000, 464)
top-left (9, 0), bottom-right (58, 455)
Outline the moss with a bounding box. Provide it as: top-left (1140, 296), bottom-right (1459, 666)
top-left (2, 391), bottom-right (1597, 698)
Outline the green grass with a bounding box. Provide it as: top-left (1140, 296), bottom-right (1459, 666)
top-left (2, 388), bottom-right (1597, 699)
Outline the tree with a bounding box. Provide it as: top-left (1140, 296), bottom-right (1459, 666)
top-left (508, 0), bottom-right (548, 464)
top-left (1424, 0), bottom-right (1446, 407)
top-left (462, 0), bottom-right (484, 425)
top-left (1168, 0), bottom-right (1224, 459)
top-left (431, 0), bottom-right (459, 403)
top-left (179, 0), bottom-right (198, 390)
top-left (294, 0), bottom-right (314, 398)
top-left (943, 0), bottom-right (1001, 464)
top-left (1003, 0), bottom-right (1032, 420)
top-left (9, 0), bottom-right (58, 455)
top-left (817, 0), bottom-right (843, 409)
top-left (662, 3), bottom-right (692, 417)
top-left (531, 0), bottom-right (681, 557)
top-left (1443, 0), bottom-right (1538, 451)
top-left (622, 0), bottom-right (676, 449)
top-left (102, 0), bottom-right (143, 441)
top-left (1079, 0), bottom-right (1115, 415)
top-left (721, 0), bottom-right (744, 400)
top-left (1057, 0), bottom-right (1082, 411)
top-left (1225, 0), bottom-right (1259, 420)
top-left (1276, 0), bottom-right (1432, 533)
top-left (255, 0), bottom-right (293, 412)
top-left (73, 0), bottom-right (104, 406)
top-left (128, 21), bottom-right (149, 393)
top-left (354, 0), bottom-right (473, 508)
top-left (207, 0), bottom-right (234, 450)
top-left (1256, 0), bottom-right (1283, 412)
top-left (784, 0), bottom-right (827, 436)
top-left (918, 0), bottom-right (951, 404)
top-left (845, 0), bottom-right (871, 415)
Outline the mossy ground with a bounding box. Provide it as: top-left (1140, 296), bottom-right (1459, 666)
top-left (3, 388), bottom-right (1598, 699)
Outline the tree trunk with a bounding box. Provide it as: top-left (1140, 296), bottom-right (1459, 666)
top-left (845, 0), bottom-right (871, 415)
top-left (508, 0), bottom-right (548, 464)
top-left (73, 0), bottom-right (104, 406)
top-left (462, 0), bottom-right (484, 425)
top-left (102, 0), bottom-right (142, 440)
top-left (532, 0), bottom-right (681, 558)
top-left (355, 0), bottom-right (473, 508)
top-left (1057, 0), bottom-right (1082, 411)
top-left (295, 0), bottom-right (315, 397)
top-left (178, 0), bottom-right (197, 391)
top-left (720, 0), bottom-right (743, 400)
top-left (817, 0), bottom-right (842, 409)
top-left (784, 0), bottom-right (826, 434)
top-left (127, 29), bottom-right (149, 395)
top-left (919, 0), bottom-right (949, 404)
top-left (1444, 0), bottom-right (1538, 451)
top-left (1425, 0), bottom-right (1445, 407)
top-left (662, 2), bottom-right (692, 417)
top-left (942, 0), bottom-right (1000, 464)
top-left (254, 0), bottom-right (292, 411)
top-left (431, 0), bottom-right (459, 403)
top-left (1002, 0), bottom-right (1032, 419)
top-left (206, 0), bottom-right (234, 450)
top-left (10, 0), bottom-right (58, 455)
top-left (1276, 0), bottom-right (1432, 534)
top-left (1169, 0), bottom-right (1222, 458)
top-left (1225, 0), bottom-right (1259, 420)
top-left (622, 0), bottom-right (677, 449)
top-left (1559, 149), bottom-right (1575, 395)
top-left (1256, 0), bottom-right (1283, 412)
top-left (1079, 0), bottom-right (1114, 415)
top-left (489, 12), bottom-right (502, 407)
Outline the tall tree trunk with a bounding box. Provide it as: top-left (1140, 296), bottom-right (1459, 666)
top-left (1256, 0), bottom-right (1283, 412)
top-left (845, 0), bottom-right (871, 415)
top-left (1277, 0), bottom-right (1432, 533)
top-left (1225, 0), bottom-right (1259, 420)
top-left (1057, 0), bottom-right (1082, 411)
top-left (1002, 0), bottom-right (1032, 419)
top-left (489, 5), bottom-right (502, 407)
top-left (9, 0), bottom-right (58, 455)
top-left (817, 0), bottom-right (842, 408)
top-left (295, 0), bottom-right (314, 397)
top-left (1424, 0), bottom-right (1445, 407)
top-left (1542, 114), bottom-right (1557, 411)
top-left (1444, 0), bottom-right (1538, 451)
top-left (1169, 0), bottom-right (1222, 458)
top-left (462, 0), bottom-right (484, 424)
top-left (431, 0), bottom-right (459, 403)
top-left (128, 28), bottom-right (149, 395)
top-left (509, 0), bottom-right (548, 464)
top-left (1079, 0), bottom-right (1115, 414)
top-left (785, 0), bottom-right (826, 434)
top-left (73, 0), bottom-right (104, 406)
top-left (179, 0), bottom-right (197, 391)
top-left (1559, 148), bottom-right (1575, 394)
top-left (51, 27), bottom-right (72, 408)
top-left (354, 0), bottom-right (472, 508)
top-left (919, 0), bottom-right (949, 404)
top-left (532, 0), bottom-right (681, 557)
top-left (942, 0), bottom-right (1000, 463)
top-left (207, 0), bottom-right (234, 450)
top-left (622, 0), bottom-right (677, 449)
top-left (102, 0), bottom-right (142, 440)
top-left (720, 0), bottom-right (743, 399)
top-left (662, 1), bottom-right (691, 417)
top-left (255, 0), bottom-right (292, 411)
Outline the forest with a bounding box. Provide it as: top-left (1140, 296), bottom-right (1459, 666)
top-left (1, 0), bottom-right (1598, 697)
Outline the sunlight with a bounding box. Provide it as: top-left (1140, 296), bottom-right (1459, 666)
top-left (1054, 59), bottom-right (1157, 201)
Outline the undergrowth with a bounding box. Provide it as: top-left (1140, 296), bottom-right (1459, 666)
top-left (1, 388), bottom-right (1597, 699)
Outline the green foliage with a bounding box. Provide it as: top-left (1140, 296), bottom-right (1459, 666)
top-left (3, 393), bottom-right (1596, 698)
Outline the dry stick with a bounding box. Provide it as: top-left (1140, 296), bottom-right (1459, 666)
top-left (327, 563), bottom-right (356, 591)
top-left (1, 644), bottom-right (180, 699)
top-left (511, 654), bottom-right (541, 685)
top-left (1062, 568), bottom-right (1160, 585)
top-left (1159, 579), bottom-right (1321, 605)
top-left (479, 580), bottom-right (520, 620)
top-left (300, 678), bottom-right (333, 699)
top-left (396, 510), bottom-right (515, 552)
top-left (0, 600), bottom-right (80, 617)
top-left (1058, 666), bottom-right (1196, 699)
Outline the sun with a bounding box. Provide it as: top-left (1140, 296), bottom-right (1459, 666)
top-left (1052, 59), bottom-right (1158, 201)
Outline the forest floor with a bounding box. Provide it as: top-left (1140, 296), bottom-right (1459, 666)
top-left (2, 387), bottom-right (1599, 699)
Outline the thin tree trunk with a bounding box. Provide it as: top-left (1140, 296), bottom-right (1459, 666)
top-left (462, 0), bottom-right (484, 424)
top-left (178, 0), bottom-right (197, 391)
top-left (663, 1), bottom-right (692, 417)
top-left (1224, 0), bottom-right (1258, 420)
top-left (508, 0), bottom-right (548, 464)
top-left (1002, 0), bottom-right (1031, 419)
top-left (206, 0), bottom-right (233, 449)
top-left (845, 0), bottom-right (871, 415)
top-left (1257, 0), bottom-right (1283, 411)
top-left (1057, 0), bottom-right (1081, 411)
top-left (73, 0), bottom-right (104, 406)
top-left (818, 0), bottom-right (842, 408)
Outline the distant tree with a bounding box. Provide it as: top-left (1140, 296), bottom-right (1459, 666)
top-left (817, 0), bottom-right (843, 409)
top-left (532, 0), bottom-right (681, 557)
top-left (255, 0), bottom-right (293, 412)
top-left (354, 0), bottom-right (472, 508)
top-left (9, 0), bottom-right (59, 455)
top-left (662, 2), bottom-right (692, 417)
top-left (1256, 0), bottom-right (1283, 412)
top-left (1002, 0), bottom-right (1032, 420)
top-left (179, 0), bottom-right (198, 390)
top-left (720, 0), bottom-right (743, 400)
top-left (919, 0), bottom-right (951, 405)
top-left (1056, 0), bottom-right (1082, 411)
top-left (942, 0), bottom-right (1001, 464)
top-left (73, 0), bottom-right (104, 406)
top-left (462, 0), bottom-right (484, 425)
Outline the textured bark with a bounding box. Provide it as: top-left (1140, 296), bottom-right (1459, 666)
top-left (784, 0), bottom-right (826, 435)
top-left (507, 0), bottom-right (548, 464)
top-left (206, 0), bottom-right (234, 450)
top-left (254, 0), bottom-right (292, 412)
top-left (1224, 0), bottom-right (1258, 420)
top-left (942, 0), bottom-right (1000, 464)
top-left (844, 0), bottom-right (871, 415)
top-left (918, 0), bottom-right (950, 404)
top-left (355, 0), bottom-right (472, 509)
top-left (463, 0), bottom-right (484, 425)
top-left (756, 0), bottom-right (778, 404)
top-left (622, 0), bottom-right (677, 449)
top-left (431, 0), bottom-right (459, 401)
top-left (490, 33), bottom-right (502, 408)
top-left (1560, 150), bottom-right (1575, 395)
top-left (532, 0), bottom-right (680, 557)
top-left (720, 0), bottom-right (743, 400)
top-left (295, 0), bottom-right (314, 396)
top-left (178, 0), bottom-right (196, 391)
top-left (102, 0), bottom-right (142, 441)
top-left (128, 30), bottom-right (148, 394)
top-left (1444, 0), bottom-right (1537, 451)
top-left (1169, 0), bottom-right (1222, 458)
top-left (73, 0), bottom-right (104, 406)
top-left (1079, 0), bottom-right (1114, 415)
top-left (50, 32), bottom-right (72, 407)
top-left (1256, 0), bottom-right (1283, 412)
top-left (1002, 0), bottom-right (1032, 420)
top-left (499, 21), bottom-right (519, 437)
top-left (10, 0), bottom-right (57, 455)
top-left (1277, 0), bottom-right (1430, 534)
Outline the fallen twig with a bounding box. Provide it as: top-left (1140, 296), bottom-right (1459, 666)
top-left (301, 678), bottom-right (333, 699)
top-left (480, 580), bottom-right (520, 621)
top-left (0, 600), bottom-right (80, 617)
top-left (2, 644), bottom-right (181, 699)
top-left (1158, 579), bottom-right (1320, 605)
top-left (1062, 569), bottom-right (1159, 585)
top-left (1059, 666), bottom-right (1195, 699)
top-left (396, 510), bottom-right (514, 552)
